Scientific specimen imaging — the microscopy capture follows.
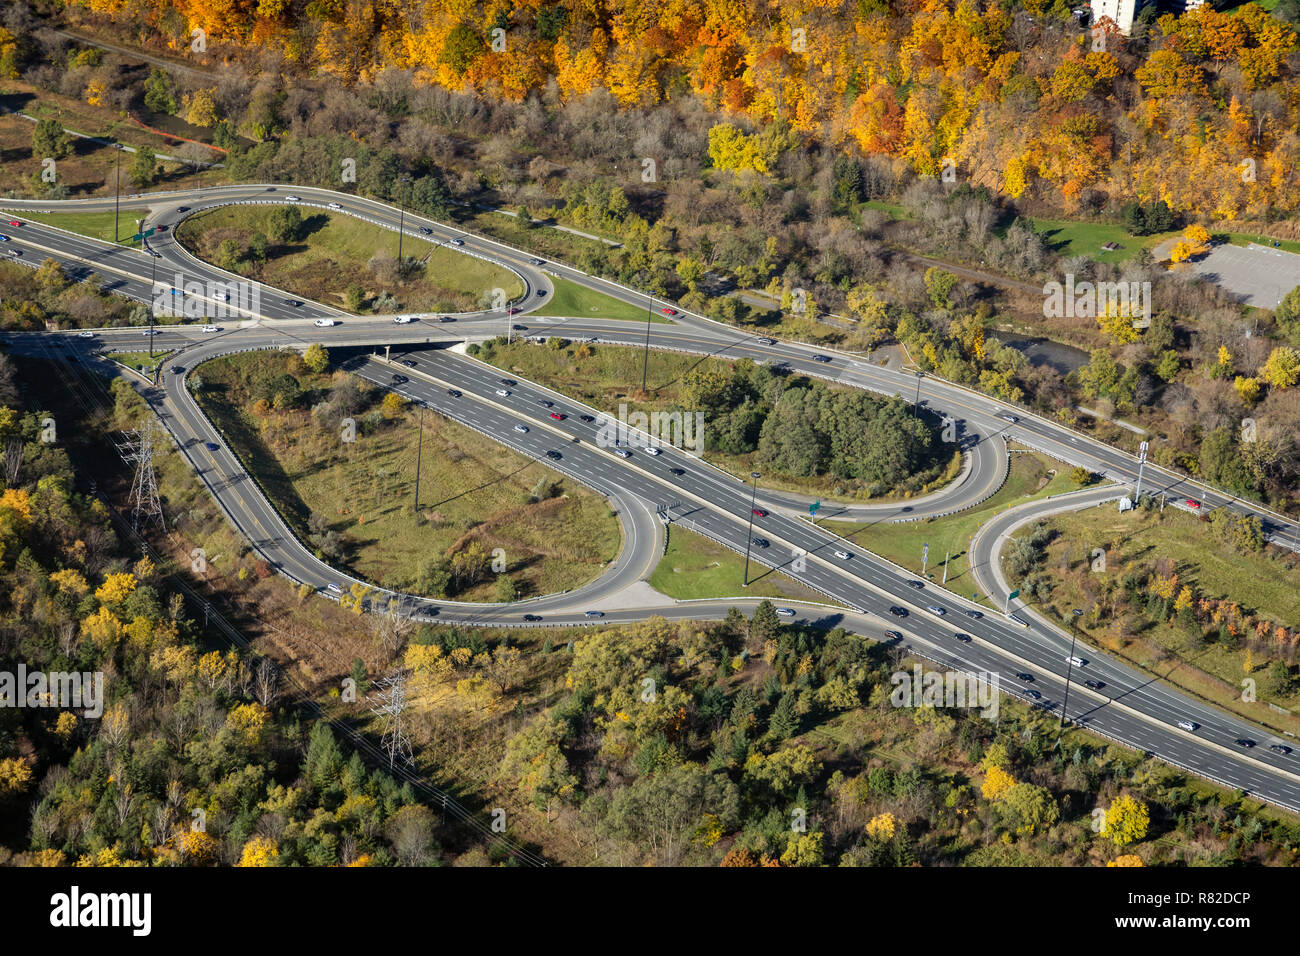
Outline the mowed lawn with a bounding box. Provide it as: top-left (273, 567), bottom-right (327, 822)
top-left (195, 351), bottom-right (621, 602)
top-left (532, 275), bottom-right (666, 322)
top-left (176, 205), bottom-right (523, 313)
top-left (650, 525), bottom-right (840, 605)
top-left (16, 210), bottom-right (138, 244)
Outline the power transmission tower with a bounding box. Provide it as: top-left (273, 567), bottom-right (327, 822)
top-left (368, 674), bottom-right (413, 770)
top-left (126, 419), bottom-right (164, 533)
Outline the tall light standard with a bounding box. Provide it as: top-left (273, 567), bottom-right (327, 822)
top-left (742, 471), bottom-right (762, 586)
top-left (395, 174), bottom-right (411, 271)
top-left (1058, 607), bottom-right (1085, 738)
top-left (642, 291), bottom-right (655, 393)
top-left (412, 400), bottom-right (426, 517)
top-left (113, 143), bottom-right (125, 243)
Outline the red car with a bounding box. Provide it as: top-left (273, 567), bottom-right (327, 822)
top-left (506, 307), bottom-right (521, 315)
top-left (1185, 498), bottom-right (1201, 509)
top-left (549, 412), bottom-right (565, 421)
top-left (660, 307), bottom-right (677, 316)
top-left (751, 508), bottom-right (768, 517)
top-left (6, 220), bottom-right (20, 227)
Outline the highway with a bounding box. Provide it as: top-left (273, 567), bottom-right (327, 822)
top-left (3, 186), bottom-right (1300, 812)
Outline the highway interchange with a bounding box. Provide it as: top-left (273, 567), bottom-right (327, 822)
top-left (4, 184), bottom-right (1300, 811)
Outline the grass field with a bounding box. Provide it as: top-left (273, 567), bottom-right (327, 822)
top-left (176, 206), bottom-right (523, 314)
top-left (649, 525), bottom-right (839, 604)
top-left (17, 210), bottom-right (137, 244)
top-left (194, 351), bottom-right (621, 602)
top-left (532, 275), bottom-right (666, 322)
top-left (824, 449), bottom-right (1086, 604)
top-left (1035, 505), bottom-right (1300, 729)
top-left (110, 350), bottom-right (173, 373)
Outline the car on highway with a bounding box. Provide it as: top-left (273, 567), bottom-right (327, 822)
top-left (495, 388), bottom-right (510, 397)
top-left (645, 446), bottom-right (661, 455)
top-left (757, 337), bottom-right (775, 345)
top-left (5, 220), bottom-right (20, 227)
top-left (583, 610), bottom-right (604, 618)
top-left (212, 291), bottom-right (228, 301)
top-left (889, 606), bottom-right (908, 617)
top-left (522, 614), bottom-right (542, 622)
top-left (286, 195), bottom-right (301, 202)
top-left (513, 425), bottom-right (529, 433)
top-left (0, 234), bottom-right (9, 242)
top-left (1084, 680), bottom-right (1106, 690)
top-left (1066, 655), bottom-right (1086, 667)
top-left (400, 359), bottom-right (417, 368)
top-left (176, 206), bottom-right (189, 213)
top-left (751, 508), bottom-right (768, 517)
top-left (661, 307), bottom-right (677, 316)
top-left (313, 318), bottom-right (336, 327)
top-left (549, 412), bottom-right (565, 421)
top-left (202, 325), bottom-right (221, 333)
top-left (1177, 720), bottom-right (1199, 732)
top-left (283, 299), bottom-right (303, 307)
top-left (1270, 744), bottom-right (1292, 755)
top-left (885, 630), bottom-right (904, 643)
top-left (926, 604), bottom-right (946, 616)
top-left (579, 414), bottom-right (595, 423)
top-left (140, 328), bottom-right (160, 335)
top-left (537, 400), bottom-right (554, 407)
top-left (439, 315), bottom-right (456, 322)
top-left (775, 608), bottom-right (796, 617)
top-left (171, 366), bottom-right (185, 374)
top-left (811, 354), bottom-right (832, 363)
top-left (77, 330), bottom-right (94, 338)
top-left (528, 258), bottom-right (544, 265)
top-left (448, 238), bottom-right (464, 246)
top-left (1024, 689), bottom-right (1042, 700)
top-left (1235, 738), bottom-right (1256, 748)
top-left (833, 549), bottom-right (851, 560)
top-left (446, 389), bottom-right (461, 397)
top-left (906, 580), bottom-right (925, 590)
top-left (203, 442), bottom-right (219, 452)
top-left (1185, 498), bottom-right (1201, 509)
top-left (999, 413), bottom-right (1019, 423)
top-left (6, 249), bottom-right (20, 257)
top-left (155, 224), bottom-right (168, 231)
top-left (325, 583), bottom-right (343, 595)
top-left (954, 632), bottom-right (971, 643)
top-left (393, 315), bottom-right (415, 324)
top-left (545, 450), bottom-right (562, 460)
top-left (328, 202), bottom-right (343, 210)
top-left (668, 467), bottom-right (685, 476)
top-left (390, 374), bottom-right (408, 385)
top-left (1009, 614), bottom-right (1030, 627)
top-left (1015, 672), bottom-right (1034, 682)
top-left (964, 609), bottom-right (983, 619)
top-left (751, 536), bottom-right (769, 548)
top-left (419, 226), bottom-right (433, 235)
top-left (615, 449), bottom-right (632, 459)
top-left (500, 378), bottom-right (516, 386)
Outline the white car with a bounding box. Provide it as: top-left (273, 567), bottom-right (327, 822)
top-left (1177, 720), bottom-right (1199, 732)
top-left (448, 238), bottom-right (465, 246)
top-left (328, 202), bottom-right (343, 210)
top-left (495, 389), bottom-right (510, 397)
top-left (393, 315), bottom-right (415, 324)
top-left (77, 331), bottom-right (94, 338)
top-left (201, 325), bottom-right (221, 333)
top-left (926, 605), bottom-right (947, 616)
top-left (1066, 656), bottom-right (1086, 667)
top-left (615, 449), bottom-right (632, 459)
top-left (141, 328), bottom-right (160, 336)
top-left (313, 318), bottom-right (336, 327)
top-left (286, 195), bottom-right (301, 202)
top-left (646, 447), bottom-right (662, 456)
top-left (833, 550), bottom-right (851, 560)
top-left (513, 425), bottom-right (529, 433)
top-left (212, 291), bottom-right (228, 301)
top-left (775, 608), bottom-right (796, 618)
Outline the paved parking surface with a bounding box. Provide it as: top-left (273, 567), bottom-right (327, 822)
top-left (1162, 241), bottom-right (1300, 309)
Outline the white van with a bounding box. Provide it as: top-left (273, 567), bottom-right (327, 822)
top-left (1177, 720), bottom-right (1199, 732)
top-left (313, 318), bottom-right (336, 327)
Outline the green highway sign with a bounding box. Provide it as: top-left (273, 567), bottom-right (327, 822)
top-left (809, 500), bottom-right (820, 515)
top-left (130, 227), bottom-right (156, 242)
top-left (1008, 589), bottom-right (1020, 600)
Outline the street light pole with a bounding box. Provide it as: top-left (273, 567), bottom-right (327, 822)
top-left (396, 175), bottom-right (410, 270)
top-left (742, 471), bottom-right (761, 586)
top-left (642, 292), bottom-right (654, 394)
top-left (113, 144), bottom-right (123, 243)
top-left (1058, 608), bottom-right (1084, 738)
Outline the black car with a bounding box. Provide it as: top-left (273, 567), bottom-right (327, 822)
top-left (579, 414), bottom-right (595, 423)
top-left (522, 613), bottom-right (542, 621)
top-left (906, 580), bottom-right (925, 590)
top-left (439, 315), bottom-right (456, 322)
top-left (512, 324), bottom-right (527, 331)
top-left (177, 206), bottom-right (190, 212)
top-left (964, 609), bottom-right (983, 619)
top-left (889, 606), bottom-right (908, 617)
top-left (1236, 738), bottom-right (1256, 748)
top-left (284, 298), bottom-right (301, 306)
top-left (751, 537), bottom-right (769, 548)
top-left (203, 442), bottom-right (219, 452)
top-left (390, 374), bottom-right (408, 384)
top-left (1084, 679), bottom-right (1106, 691)
top-left (419, 226), bottom-right (433, 235)
top-left (171, 366), bottom-right (185, 374)
top-left (400, 359), bottom-right (417, 368)
top-left (953, 632), bottom-right (971, 643)
top-left (545, 450), bottom-right (562, 460)
top-left (1015, 672), bottom-right (1034, 682)
top-left (538, 400), bottom-right (554, 408)
top-left (669, 467), bottom-right (685, 476)
top-left (1270, 744), bottom-right (1293, 755)
top-left (812, 354), bottom-right (831, 363)
top-left (446, 388), bottom-right (461, 397)
top-left (500, 378), bottom-right (516, 386)
top-left (1025, 689), bottom-right (1042, 700)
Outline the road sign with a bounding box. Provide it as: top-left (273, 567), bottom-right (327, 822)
top-left (1008, 589), bottom-right (1020, 600)
top-left (809, 500), bottom-right (820, 516)
top-left (130, 227), bottom-right (156, 242)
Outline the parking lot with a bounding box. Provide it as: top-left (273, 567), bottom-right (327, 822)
top-left (1178, 241), bottom-right (1300, 309)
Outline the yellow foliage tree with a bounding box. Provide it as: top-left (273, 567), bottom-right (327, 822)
top-left (981, 765), bottom-right (1016, 801)
top-left (1107, 853), bottom-right (1144, 867)
top-left (1102, 794), bottom-right (1150, 846)
top-left (95, 571), bottom-right (138, 605)
top-left (865, 811), bottom-right (897, 840)
top-left (0, 756), bottom-right (33, 794)
top-left (236, 835), bottom-right (280, 867)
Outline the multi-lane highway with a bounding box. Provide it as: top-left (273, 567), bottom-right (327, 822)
top-left (4, 185), bottom-right (1300, 812)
